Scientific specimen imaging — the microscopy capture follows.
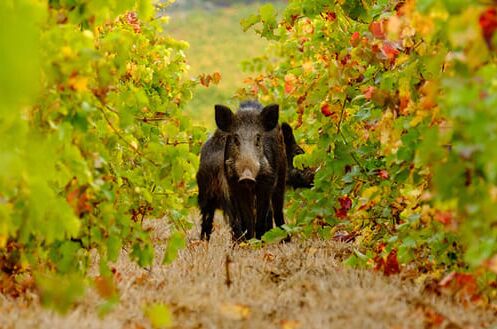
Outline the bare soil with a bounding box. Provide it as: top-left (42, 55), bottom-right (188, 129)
top-left (1, 220), bottom-right (496, 329)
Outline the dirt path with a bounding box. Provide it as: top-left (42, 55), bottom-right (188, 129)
top-left (1, 221), bottom-right (496, 329)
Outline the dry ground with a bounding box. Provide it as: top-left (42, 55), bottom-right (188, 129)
top-left (1, 219), bottom-right (496, 329)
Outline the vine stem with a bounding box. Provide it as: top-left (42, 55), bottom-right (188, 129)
top-left (95, 98), bottom-right (160, 167)
top-left (335, 100), bottom-right (367, 174)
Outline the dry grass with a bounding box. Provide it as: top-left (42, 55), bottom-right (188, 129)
top-left (1, 219), bottom-right (496, 329)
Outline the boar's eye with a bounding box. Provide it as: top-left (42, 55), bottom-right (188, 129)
top-left (255, 134), bottom-right (261, 147)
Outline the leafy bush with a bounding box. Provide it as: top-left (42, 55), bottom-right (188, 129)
top-left (0, 0), bottom-right (201, 310)
top-left (240, 0), bottom-right (497, 299)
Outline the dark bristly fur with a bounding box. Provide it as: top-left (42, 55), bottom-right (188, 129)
top-left (197, 101), bottom-right (287, 240)
top-left (281, 123), bottom-right (315, 188)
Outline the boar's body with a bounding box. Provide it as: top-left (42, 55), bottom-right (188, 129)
top-left (222, 104), bottom-right (287, 239)
top-left (197, 130), bottom-right (241, 240)
top-left (197, 101), bottom-right (287, 241)
top-left (281, 123), bottom-right (315, 188)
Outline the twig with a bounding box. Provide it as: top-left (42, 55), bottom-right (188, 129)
top-left (136, 117), bottom-right (168, 123)
top-left (95, 100), bottom-right (160, 167)
top-left (225, 254), bottom-right (233, 288)
top-left (336, 100), bottom-right (347, 134)
top-left (339, 131), bottom-right (367, 173)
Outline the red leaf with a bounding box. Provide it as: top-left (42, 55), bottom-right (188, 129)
top-left (125, 11), bottom-right (141, 33)
top-left (377, 169), bottom-right (389, 180)
top-left (439, 272), bottom-right (479, 301)
top-left (434, 211), bottom-right (452, 226)
top-left (284, 81), bottom-right (294, 94)
top-left (373, 255), bottom-right (385, 271)
top-left (321, 103), bottom-right (332, 117)
top-left (384, 249), bottom-right (400, 276)
top-left (284, 74), bottom-right (296, 94)
top-left (399, 95), bottom-right (410, 112)
top-left (480, 7), bottom-right (497, 47)
top-left (423, 306), bottom-right (445, 327)
top-left (321, 11), bottom-right (336, 22)
top-left (338, 195), bottom-right (352, 211)
top-left (369, 21), bottom-right (386, 39)
top-left (340, 54), bottom-right (351, 66)
top-left (363, 86), bottom-right (375, 100)
top-left (66, 185), bottom-right (92, 216)
top-left (350, 31), bottom-right (360, 47)
top-left (335, 195), bottom-right (352, 219)
top-left (335, 207), bottom-right (348, 219)
top-left (382, 43), bottom-right (400, 59)
top-left (212, 72), bottom-right (222, 84)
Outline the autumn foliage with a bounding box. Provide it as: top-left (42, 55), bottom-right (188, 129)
top-left (240, 0), bottom-right (497, 302)
top-left (0, 0), bottom-right (199, 311)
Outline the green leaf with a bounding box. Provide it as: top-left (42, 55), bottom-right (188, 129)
top-left (162, 231), bottom-right (186, 265)
top-left (261, 227), bottom-right (288, 244)
top-left (36, 273), bottom-right (86, 314)
top-left (259, 4), bottom-right (277, 23)
top-left (240, 14), bottom-right (260, 32)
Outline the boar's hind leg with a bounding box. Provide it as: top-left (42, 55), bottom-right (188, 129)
top-left (200, 203), bottom-right (216, 240)
top-left (264, 209), bottom-right (273, 234)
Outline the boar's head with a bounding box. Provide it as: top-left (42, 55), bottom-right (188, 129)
top-left (215, 103), bottom-right (279, 185)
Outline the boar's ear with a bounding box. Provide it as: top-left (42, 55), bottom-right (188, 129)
top-left (281, 122), bottom-right (296, 145)
top-left (260, 104), bottom-right (279, 131)
top-left (215, 105), bottom-right (234, 132)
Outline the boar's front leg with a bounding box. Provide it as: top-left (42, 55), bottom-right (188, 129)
top-left (230, 185), bottom-right (256, 240)
top-left (272, 178), bottom-right (286, 229)
top-left (222, 200), bottom-right (244, 241)
top-left (255, 175), bottom-right (275, 239)
top-left (200, 203), bottom-right (215, 240)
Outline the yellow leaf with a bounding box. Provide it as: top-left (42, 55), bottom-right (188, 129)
top-left (219, 303), bottom-right (251, 320)
top-left (281, 319), bottom-right (300, 329)
top-left (144, 303), bottom-right (173, 329)
top-left (61, 46), bottom-right (74, 59)
top-left (302, 61), bottom-right (314, 73)
top-left (68, 75), bottom-right (88, 92)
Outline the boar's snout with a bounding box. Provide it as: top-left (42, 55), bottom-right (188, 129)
top-left (238, 168), bottom-right (256, 184)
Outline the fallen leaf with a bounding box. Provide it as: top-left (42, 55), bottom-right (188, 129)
top-left (219, 303), bottom-right (251, 320)
top-left (144, 303), bottom-right (173, 329)
top-left (263, 251), bottom-right (275, 262)
top-left (281, 319), bottom-right (300, 329)
top-left (94, 275), bottom-right (117, 299)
